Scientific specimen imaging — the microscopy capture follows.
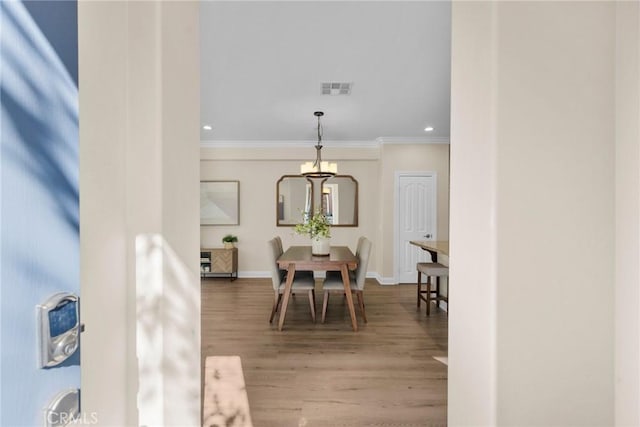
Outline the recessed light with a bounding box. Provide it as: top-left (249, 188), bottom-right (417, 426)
top-left (202, 125), bottom-right (213, 131)
top-left (424, 126), bottom-right (434, 132)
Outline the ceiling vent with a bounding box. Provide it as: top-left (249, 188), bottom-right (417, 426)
top-left (321, 82), bottom-right (353, 95)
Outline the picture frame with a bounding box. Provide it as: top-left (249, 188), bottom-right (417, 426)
top-left (200, 180), bottom-right (240, 225)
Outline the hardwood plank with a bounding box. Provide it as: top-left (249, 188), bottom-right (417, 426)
top-left (201, 278), bottom-right (448, 426)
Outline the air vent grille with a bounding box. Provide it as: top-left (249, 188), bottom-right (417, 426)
top-left (321, 82), bottom-right (353, 95)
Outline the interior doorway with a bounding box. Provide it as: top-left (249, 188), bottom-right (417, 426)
top-left (395, 172), bottom-right (438, 284)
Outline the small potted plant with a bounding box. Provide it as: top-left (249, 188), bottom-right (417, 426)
top-left (222, 234), bottom-right (238, 249)
top-left (294, 210), bottom-right (331, 255)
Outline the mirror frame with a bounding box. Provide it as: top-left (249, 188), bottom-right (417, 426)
top-left (320, 174), bottom-right (359, 227)
top-left (276, 175), bottom-right (314, 227)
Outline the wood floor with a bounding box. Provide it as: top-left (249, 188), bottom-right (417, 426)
top-left (201, 278), bottom-right (448, 427)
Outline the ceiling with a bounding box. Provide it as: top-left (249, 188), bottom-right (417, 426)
top-left (200, 1), bottom-right (451, 144)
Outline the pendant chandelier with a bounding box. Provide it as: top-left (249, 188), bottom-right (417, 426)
top-left (300, 111), bottom-right (337, 178)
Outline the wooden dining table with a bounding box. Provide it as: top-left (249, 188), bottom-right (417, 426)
top-left (409, 240), bottom-right (449, 263)
top-left (277, 246), bottom-right (359, 331)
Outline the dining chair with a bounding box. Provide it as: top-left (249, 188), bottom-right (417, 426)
top-left (355, 236), bottom-right (365, 257)
top-left (268, 238), bottom-right (317, 323)
top-left (274, 235), bottom-right (314, 280)
top-left (416, 262), bottom-right (449, 315)
top-left (324, 236), bottom-right (366, 282)
top-left (274, 236), bottom-right (284, 255)
top-left (321, 237), bottom-right (372, 323)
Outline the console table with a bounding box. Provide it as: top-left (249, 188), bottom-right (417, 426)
top-left (200, 247), bottom-right (238, 281)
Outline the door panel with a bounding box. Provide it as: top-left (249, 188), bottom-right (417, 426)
top-left (397, 174), bottom-right (436, 283)
top-left (1, 2), bottom-right (80, 425)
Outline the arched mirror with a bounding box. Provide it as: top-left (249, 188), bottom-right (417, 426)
top-left (276, 175), bottom-right (313, 226)
top-left (320, 175), bottom-right (358, 226)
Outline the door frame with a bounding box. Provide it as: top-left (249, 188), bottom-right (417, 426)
top-left (394, 171), bottom-right (438, 284)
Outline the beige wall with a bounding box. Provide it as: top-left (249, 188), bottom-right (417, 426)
top-left (201, 143), bottom-right (449, 282)
top-left (378, 144), bottom-right (450, 280)
top-left (450, 2), bottom-right (616, 425)
top-left (200, 147), bottom-right (381, 276)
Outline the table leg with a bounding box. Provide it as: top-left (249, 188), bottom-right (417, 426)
top-left (341, 264), bottom-right (358, 332)
top-left (278, 263), bottom-right (296, 331)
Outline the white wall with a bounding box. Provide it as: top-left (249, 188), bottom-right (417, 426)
top-left (79, 2), bottom-right (200, 426)
top-left (451, 2), bottom-right (616, 425)
top-left (76, 3), bottom-right (640, 425)
top-left (496, 3), bottom-right (614, 424)
top-left (79, 3), bottom-right (130, 424)
top-left (449, 2), bottom-right (498, 424)
top-left (615, 2), bottom-right (640, 425)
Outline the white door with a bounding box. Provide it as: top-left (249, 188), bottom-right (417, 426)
top-left (396, 173), bottom-right (437, 283)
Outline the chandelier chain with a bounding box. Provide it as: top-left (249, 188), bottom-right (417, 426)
top-left (301, 110), bottom-right (336, 178)
top-left (314, 114), bottom-right (324, 167)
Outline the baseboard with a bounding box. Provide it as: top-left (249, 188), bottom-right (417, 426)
top-left (237, 271), bottom-right (270, 278)
top-left (374, 273), bottom-right (397, 285)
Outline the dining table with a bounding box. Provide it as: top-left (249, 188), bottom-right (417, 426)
top-left (277, 246), bottom-right (359, 331)
top-left (409, 240), bottom-right (449, 263)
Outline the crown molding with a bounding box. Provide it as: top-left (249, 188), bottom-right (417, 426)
top-left (200, 140), bottom-right (380, 149)
top-left (200, 137), bottom-right (450, 149)
top-left (376, 136), bottom-right (450, 145)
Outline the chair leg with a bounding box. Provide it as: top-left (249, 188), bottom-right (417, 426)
top-left (269, 291), bottom-right (282, 323)
top-left (308, 289), bottom-right (316, 323)
top-left (321, 291), bottom-right (329, 323)
top-left (417, 270), bottom-right (422, 309)
top-left (356, 290), bottom-right (367, 323)
top-left (426, 276), bottom-right (432, 316)
top-left (436, 276), bottom-right (441, 311)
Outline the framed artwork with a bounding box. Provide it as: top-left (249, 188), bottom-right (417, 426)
top-left (200, 180), bottom-right (240, 225)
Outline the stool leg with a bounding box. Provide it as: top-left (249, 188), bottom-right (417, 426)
top-left (436, 276), bottom-right (441, 311)
top-left (446, 276), bottom-right (449, 315)
top-left (426, 276), bottom-right (432, 316)
top-left (417, 270), bottom-right (422, 309)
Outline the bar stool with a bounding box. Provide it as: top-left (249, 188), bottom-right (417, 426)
top-left (417, 262), bottom-right (449, 315)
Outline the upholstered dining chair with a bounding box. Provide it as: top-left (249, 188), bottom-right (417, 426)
top-left (273, 235), bottom-right (314, 279)
top-left (355, 236), bottom-right (365, 257)
top-left (274, 235), bottom-right (284, 255)
top-left (268, 238), bottom-right (317, 323)
top-left (321, 237), bottom-right (372, 323)
top-left (324, 236), bottom-right (366, 282)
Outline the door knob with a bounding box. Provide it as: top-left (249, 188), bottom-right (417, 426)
top-left (424, 234), bottom-right (432, 238)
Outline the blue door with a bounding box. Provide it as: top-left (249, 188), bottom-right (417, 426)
top-left (1, 1), bottom-right (80, 425)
